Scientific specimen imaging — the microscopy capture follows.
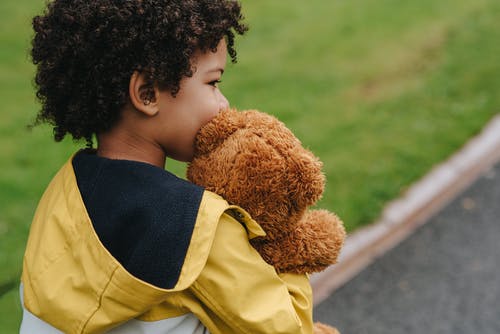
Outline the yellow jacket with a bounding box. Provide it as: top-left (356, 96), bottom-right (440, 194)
top-left (21, 154), bottom-right (314, 333)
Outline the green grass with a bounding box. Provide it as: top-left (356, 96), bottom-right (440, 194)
top-left (1, 0), bottom-right (500, 332)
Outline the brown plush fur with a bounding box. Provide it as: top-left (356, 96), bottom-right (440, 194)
top-left (187, 109), bottom-right (344, 334)
top-left (187, 108), bottom-right (346, 275)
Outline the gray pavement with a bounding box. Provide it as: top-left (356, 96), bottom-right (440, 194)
top-left (314, 161), bottom-right (500, 333)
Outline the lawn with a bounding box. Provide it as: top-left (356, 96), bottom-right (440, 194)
top-left (1, 0), bottom-right (499, 331)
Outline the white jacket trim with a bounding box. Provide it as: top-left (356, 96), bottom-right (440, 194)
top-left (19, 284), bottom-right (209, 334)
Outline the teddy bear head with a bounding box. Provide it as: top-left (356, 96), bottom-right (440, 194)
top-left (187, 108), bottom-right (326, 239)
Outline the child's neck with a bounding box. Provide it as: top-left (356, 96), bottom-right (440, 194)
top-left (96, 130), bottom-right (166, 168)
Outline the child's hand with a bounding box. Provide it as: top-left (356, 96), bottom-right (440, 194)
top-left (314, 322), bottom-right (341, 334)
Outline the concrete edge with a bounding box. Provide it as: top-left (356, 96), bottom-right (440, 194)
top-left (311, 114), bottom-right (500, 305)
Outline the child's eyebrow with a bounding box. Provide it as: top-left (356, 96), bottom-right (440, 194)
top-left (207, 67), bottom-right (225, 75)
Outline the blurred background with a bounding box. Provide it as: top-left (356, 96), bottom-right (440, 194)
top-left (1, 0), bottom-right (499, 332)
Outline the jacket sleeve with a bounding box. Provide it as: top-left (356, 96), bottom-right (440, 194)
top-left (185, 211), bottom-right (314, 334)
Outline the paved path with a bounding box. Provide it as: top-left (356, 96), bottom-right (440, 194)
top-left (314, 161), bottom-right (500, 333)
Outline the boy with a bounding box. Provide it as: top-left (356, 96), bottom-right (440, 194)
top-left (21, 1), bottom-right (315, 333)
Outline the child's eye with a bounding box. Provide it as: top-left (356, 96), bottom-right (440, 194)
top-left (209, 80), bottom-right (222, 87)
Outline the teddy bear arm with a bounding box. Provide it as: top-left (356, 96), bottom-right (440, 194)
top-left (253, 209), bottom-right (346, 274)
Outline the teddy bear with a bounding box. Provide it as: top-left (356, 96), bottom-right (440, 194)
top-left (187, 108), bottom-right (345, 334)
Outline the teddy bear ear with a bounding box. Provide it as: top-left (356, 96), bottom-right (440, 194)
top-left (286, 149), bottom-right (326, 209)
top-left (193, 108), bottom-right (241, 157)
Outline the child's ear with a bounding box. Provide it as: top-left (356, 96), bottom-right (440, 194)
top-left (129, 71), bottom-right (159, 116)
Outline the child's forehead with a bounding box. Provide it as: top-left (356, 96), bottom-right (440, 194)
top-left (191, 40), bottom-right (228, 70)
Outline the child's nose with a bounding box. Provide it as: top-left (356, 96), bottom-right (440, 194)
top-left (217, 89), bottom-right (229, 110)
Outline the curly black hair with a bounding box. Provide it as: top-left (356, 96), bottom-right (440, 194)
top-left (31, 0), bottom-right (248, 145)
